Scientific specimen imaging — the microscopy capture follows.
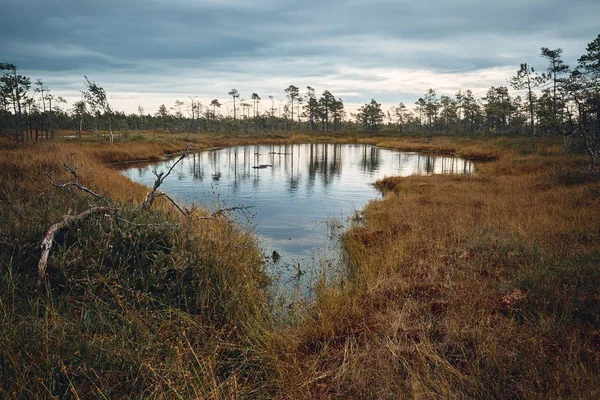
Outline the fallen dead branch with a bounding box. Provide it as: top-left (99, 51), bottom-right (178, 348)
top-left (148, 190), bottom-right (189, 216)
top-left (47, 162), bottom-right (111, 205)
top-left (37, 143), bottom-right (250, 283)
top-left (38, 206), bottom-right (115, 284)
top-left (191, 205), bottom-right (253, 220)
top-left (40, 162), bottom-right (117, 284)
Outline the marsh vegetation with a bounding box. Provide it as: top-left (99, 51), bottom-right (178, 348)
top-left (0, 131), bottom-right (599, 398)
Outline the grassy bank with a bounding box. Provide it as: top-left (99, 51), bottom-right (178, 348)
top-left (273, 137), bottom-right (600, 398)
top-left (1, 132), bottom-right (599, 398)
top-left (0, 135), bottom-right (275, 398)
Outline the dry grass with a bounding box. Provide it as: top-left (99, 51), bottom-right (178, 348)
top-left (377, 136), bottom-right (503, 161)
top-left (0, 135), bottom-right (276, 398)
top-left (271, 137), bottom-right (600, 399)
top-left (2, 132), bottom-right (599, 398)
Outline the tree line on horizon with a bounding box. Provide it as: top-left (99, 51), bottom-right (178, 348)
top-left (1, 34), bottom-right (599, 165)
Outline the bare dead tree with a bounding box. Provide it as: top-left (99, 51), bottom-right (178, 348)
top-left (142, 143), bottom-right (193, 211)
top-left (39, 145), bottom-right (193, 283)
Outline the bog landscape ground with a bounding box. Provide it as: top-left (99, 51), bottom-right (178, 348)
top-left (1, 131), bottom-right (599, 398)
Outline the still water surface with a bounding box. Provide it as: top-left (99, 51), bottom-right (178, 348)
top-left (122, 143), bottom-right (474, 296)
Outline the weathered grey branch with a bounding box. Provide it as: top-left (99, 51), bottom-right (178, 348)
top-left (47, 162), bottom-right (111, 205)
top-left (192, 205), bottom-right (253, 220)
top-left (38, 206), bottom-right (115, 284)
top-left (143, 143), bottom-right (193, 210)
top-left (154, 191), bottom-right (189, 216)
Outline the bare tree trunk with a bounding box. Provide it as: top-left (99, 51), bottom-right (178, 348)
top-left (291, 98), bottom-right (294, 131)
top-left (577, 101), bottom-right (598, 172)
top-left (528, 82), bottom-right (536, 150)
top-left (108, 114), bottom-right (114, 143)
top-left (48, 98), bottom-right (54, 139)
top-left (13, 112), bottom-right (20, 143)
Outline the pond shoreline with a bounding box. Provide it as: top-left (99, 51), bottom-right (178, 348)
top-left (121, 143), bottom-right (475, 299)
top-left (107, 139), bottom-right (493, 172)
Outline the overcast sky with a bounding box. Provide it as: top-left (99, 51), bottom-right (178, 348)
top-left (2, 0), bottom-right (599, 116)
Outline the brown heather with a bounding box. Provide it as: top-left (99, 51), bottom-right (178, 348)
top-left (1, 131), bottom-right (599, 398)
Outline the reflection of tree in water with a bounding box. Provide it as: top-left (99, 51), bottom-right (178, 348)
top-left (226, 147), bottom-right (256, 194)
top-left (288, 175), bottom-right (300, 192)
top-left (307, 144), bottom-right (343, 189)
top-left (425, 156), bottom-right (435, 174)
top-left (252, 145), bottom-right (265, 168)
top-left (242, 147), bottom-right (251, 176)
top-left (360, 145), bottom-right (381, 173)
top-left (412, 155), bottom-right (475, 175)
top-left (230, 148), bottom-right (240, 193)
top-left (400, 153), bottom-right (413, 163)
top-left (188, 153), bottom-right (204, 181)
top-left (440, 156), bottom-right (456, 174)
top-left (329, 144), bottom-right (342, 178)
top-left (286, 144), bottom-right (301, 193)
top-left (203, 150), bottom-right (221, 181)
top-left (252, 146), bottom-right (262, 188)
top-left (307, 144), bottom-right (316, 192)
top-left (253, 169), bottom-right (260, 188)
top-left (463, 159), bottom-right (474, 174)
top-left (438, 156), bottom-right (475, 174)
top-left (414, 154), bottom-right (436, 175)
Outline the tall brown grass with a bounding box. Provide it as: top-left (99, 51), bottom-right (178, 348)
top-left (269, 137), bottom-right (600, 398)
top-left (0, 136), bottom-right (275, 398)
top-left (1, 133), bottom-right (599, 398)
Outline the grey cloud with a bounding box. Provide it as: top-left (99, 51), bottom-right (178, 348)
top-left (1, 0), bottom-right (599, 112)
top-left (4, 0), bottom-right (598, 70)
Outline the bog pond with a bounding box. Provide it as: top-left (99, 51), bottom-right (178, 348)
top-left (122, 143), bottom-right (474, 299)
